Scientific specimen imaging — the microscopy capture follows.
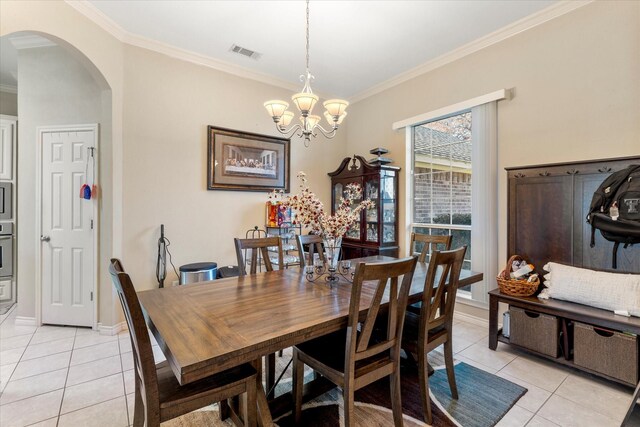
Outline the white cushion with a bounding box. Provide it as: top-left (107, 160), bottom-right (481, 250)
top-left (538, 262), bottom-right (640, 318)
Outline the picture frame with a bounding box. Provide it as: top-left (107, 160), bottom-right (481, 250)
top-left (207, 126), bottom-right (290, 192)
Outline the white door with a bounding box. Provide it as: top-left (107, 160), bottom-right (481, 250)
top-left (41, 128), bottom-right (96, 327)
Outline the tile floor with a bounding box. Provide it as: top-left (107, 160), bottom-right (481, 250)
top-left (0, 305), bottom-right (636, 427)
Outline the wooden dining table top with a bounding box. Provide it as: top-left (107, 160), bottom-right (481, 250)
top-left (138, 255), bottom-right (483, 386)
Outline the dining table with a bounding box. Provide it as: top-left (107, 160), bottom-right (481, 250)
top-left (137, 255), bottom-right (483, 426)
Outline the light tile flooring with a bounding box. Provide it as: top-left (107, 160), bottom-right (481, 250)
top-left (0, 305), bottom-right (636, 427)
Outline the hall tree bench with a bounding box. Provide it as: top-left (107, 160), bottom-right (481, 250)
top-left (488, 156), bottom-right (640, 389)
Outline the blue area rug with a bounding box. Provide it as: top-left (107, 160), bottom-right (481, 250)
top-left (430, 362), bottom-right (528, 427)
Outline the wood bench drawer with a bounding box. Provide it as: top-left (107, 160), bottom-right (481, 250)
top-left (574, 322), bottom-right (638, 385)
top-left (509, 306), bottom-right (560, 358)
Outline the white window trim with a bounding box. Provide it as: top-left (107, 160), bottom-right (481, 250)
top-left (392, 89), bottom-right (511, 130)
top-left (399, 90), bottom-right (509, 308)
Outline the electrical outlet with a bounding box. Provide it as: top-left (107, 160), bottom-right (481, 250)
top-left (172, 280), bottom-right (179, 287)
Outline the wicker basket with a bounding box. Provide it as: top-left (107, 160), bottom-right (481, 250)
top-left (496, 255), bottom-right (540, 297)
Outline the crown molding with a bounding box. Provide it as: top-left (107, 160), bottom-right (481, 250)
top-left (65, 0), bottom-right (127, 41)
top-left (349, 0), bottom-right (593, 103)
top-left (0, 84), bottom-right (18, 94)
top-left (65, 0), bottom-right (301, 93)
top-left (10, 35), bottom-right (56, 50)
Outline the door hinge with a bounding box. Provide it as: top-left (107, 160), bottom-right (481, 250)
top-left (90, 220), bottom-right (94, 230)
top-left (90, 291), bottom-right (93, 301)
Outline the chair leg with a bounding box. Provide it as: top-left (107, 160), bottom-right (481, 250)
top-left (292, 349), bottom-right (304, 425)
top-left (133, 382), bottom-right (144, 427)
top-left (343, 386), bottom-right (355, 427)
top-left (266, 353), bottom-right (276, 399)
top-left (444, 339), bottom-right (458, 399)
top-left (390, 370), bottom-right (403, 427)
top-left (243, 381), bottom-right (257, 427)
top-left (418, 349), bottom-right (432, 425)
top-left (219, 399), bottom-right (230, 421)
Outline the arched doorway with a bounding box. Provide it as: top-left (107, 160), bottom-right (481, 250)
top-left (0, 31), bottom-right (114, 328)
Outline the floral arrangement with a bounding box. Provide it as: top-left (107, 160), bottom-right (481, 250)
top-left (269, 172), bottom-right (375, 239)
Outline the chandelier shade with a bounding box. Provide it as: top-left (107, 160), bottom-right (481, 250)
top-left (263, 0), bottom-right (348, 146)
top-left (264, 100), bottom-right (289, 119)
top-left (292, 92), bottom-right (319, 115)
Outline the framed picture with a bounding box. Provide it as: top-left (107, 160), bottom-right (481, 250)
top-left (207, 126), bottom-right (290, 192)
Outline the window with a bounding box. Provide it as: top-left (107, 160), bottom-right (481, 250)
top-left (412, 111), bottom-right (473, 291)
top-left (401, 94), bottom-right (503, 306)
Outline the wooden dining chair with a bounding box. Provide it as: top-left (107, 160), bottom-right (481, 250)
top-left (234, 236), bottom-right (284, 398)
top-left (410, 232), bottom-right (452, 263)
top-left (401, 246), bottom-right (466, 425)
top-left (234, 236), bottom-right (284, 275)
top-left (296, 234), bottom-right (325, 268)
top-left (109, 259), bottom-right (257, 427)
top-left (292, 256), bottom-right (418, 427)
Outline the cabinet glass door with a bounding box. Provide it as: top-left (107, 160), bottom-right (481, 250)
top-left (365, 179), bottom-right (379, 242)
top-left (381, 172), bottom-right (396, 243)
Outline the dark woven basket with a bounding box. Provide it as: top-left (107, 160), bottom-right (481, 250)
top-left (496, 255), bottom-right (540, 297)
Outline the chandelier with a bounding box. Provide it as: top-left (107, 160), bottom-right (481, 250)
top-left (263, 0), bottom-right (348, 147)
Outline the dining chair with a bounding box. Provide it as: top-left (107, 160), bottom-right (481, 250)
top-left (234, 236), bottom-right (284, 275)
top-left (234, 236), bottom-right (284, 398)
top-left (292, 256), bottom-right (418, 427)
top-left (410, 232), bottom-right (452, 263)
top-left (401, 246), bottom-right (466, 425)
top-left (109, 259), bottom-right (257, 427)
top-left (407, 232), bottom-right (453, 315)
top-left (296, 234), bottom-right (325, 268)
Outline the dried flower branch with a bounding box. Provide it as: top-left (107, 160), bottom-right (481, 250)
top-left (269, 171), bottom-right (375, 239)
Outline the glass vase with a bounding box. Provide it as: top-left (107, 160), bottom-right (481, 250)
top-left (322, 235), bottom-right (342, 272)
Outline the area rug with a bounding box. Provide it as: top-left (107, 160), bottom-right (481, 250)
top-left (167, 349), bottom-right (527, 427)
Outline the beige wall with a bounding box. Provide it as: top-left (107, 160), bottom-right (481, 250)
top-left (0, 91), bottom-right (17, 116)
top-left (345, 1), bottom-right (640, 316)
top-left (121, 44), bottom-right (347, 289)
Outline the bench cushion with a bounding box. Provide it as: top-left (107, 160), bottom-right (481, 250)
top-left (539, 262), bottom-right (640, 317)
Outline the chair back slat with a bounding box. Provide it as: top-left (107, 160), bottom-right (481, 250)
top-left (411, 232), bottom-right (452, 263)
top-left (234, 237), bottom-right (283, 276)
top-left (346, 257), bottom-right (418, 365)
top-left (109, 259), bottom-right (160, 419)
top-left (420, 247), bottom-right (466, 337)
top-left (296, 234), bottom-right (325, 268)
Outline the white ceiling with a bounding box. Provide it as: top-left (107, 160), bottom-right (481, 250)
top-left (0, 1), bottom-right (568, 97)
top-left (87, 0), bottom-right (558, 99)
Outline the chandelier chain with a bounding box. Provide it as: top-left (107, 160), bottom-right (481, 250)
top-left (305, 0), bottom-right (310, 73)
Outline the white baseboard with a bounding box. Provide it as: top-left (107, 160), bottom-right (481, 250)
top-left (98, 321), bottom-right (127, 336)
top-left (15, 316), bottom-right (37, 326)
top-left (453, 311), bottom-right (488, 327)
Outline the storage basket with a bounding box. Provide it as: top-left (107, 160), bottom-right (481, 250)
top-left (497, 255), bottom-right (540, 297)
top-left (574, 322), bottom-right (638, 385)
top-left (509, 306), bottom-right (560, 357)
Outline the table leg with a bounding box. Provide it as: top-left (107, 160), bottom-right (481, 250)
top-left (266, 353), bottom-right (276, 400)
top-left (253, 359), bottom-right (274, 427)
top-left (488, 293), bottom-right (498, 350)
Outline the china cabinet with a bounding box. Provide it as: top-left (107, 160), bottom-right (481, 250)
top-left (328, 155), bottom-right (400, 260)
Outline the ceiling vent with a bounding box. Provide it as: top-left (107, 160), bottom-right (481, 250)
top-left (230, 44), bottom-right (261, 60)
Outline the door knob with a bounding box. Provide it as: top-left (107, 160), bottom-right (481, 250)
top-left (41, 235), bottom-right (51, 242)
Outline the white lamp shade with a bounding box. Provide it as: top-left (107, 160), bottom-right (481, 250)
top-left (292, 92), bottom-right (319, 114)
top-left (280, 111), bottom-right (295, 127)
top-left (302, 114), bottom-right (321, 131)
top-left (324, 110), bottom-right (333, 125)
top-left (323, 99), bottom-right (349, 117)
top-left (264, 100), bottom-right (289, 118)
top-left (336, 111), bottom-right (347, 125)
